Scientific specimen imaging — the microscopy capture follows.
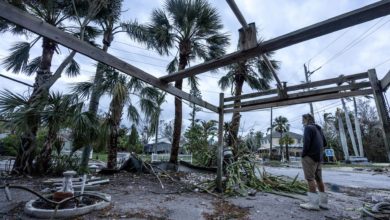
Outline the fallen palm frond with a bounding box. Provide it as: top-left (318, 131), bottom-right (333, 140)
top-left (197, 154), bottom-right (307, 196)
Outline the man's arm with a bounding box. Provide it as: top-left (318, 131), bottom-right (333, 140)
top-left (302, 126), bottom-right (312, 157)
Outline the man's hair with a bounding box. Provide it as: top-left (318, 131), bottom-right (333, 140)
top-left (302, 113), bottom-right (315, 124)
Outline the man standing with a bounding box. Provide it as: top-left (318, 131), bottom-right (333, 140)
top-left (300, 113), bottom-right (328, 210)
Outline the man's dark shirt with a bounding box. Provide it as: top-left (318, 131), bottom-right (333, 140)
top-left (302, 123), bottom-right (327, 162)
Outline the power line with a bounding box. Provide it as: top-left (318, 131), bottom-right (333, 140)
top-left (318, 17), bottom-right (389, 68)
top-left (306, 28), bottom-right (351, 64)
top-left (374, 57), bottom-right (390, 68)
top-left (110, 46), bottom-right (171, 62)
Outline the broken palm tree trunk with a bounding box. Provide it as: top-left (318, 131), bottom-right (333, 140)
top-left (353, 97), bottom-right (365, 157)
top-left (341, 98), bottom-right (359, 156)
top-left (337, 109), bottom-right (350, 161)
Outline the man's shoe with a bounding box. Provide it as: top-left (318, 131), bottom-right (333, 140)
top-left (300, 192), bottom-right (320, 211)
top-left (319, 192), bottom-right (329, 209)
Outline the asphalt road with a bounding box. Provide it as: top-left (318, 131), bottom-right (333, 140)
top-left (262, 166), bottom-right (390, 189)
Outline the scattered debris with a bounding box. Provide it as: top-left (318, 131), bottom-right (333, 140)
top-left (362, 202), bottom-right (390, 219)
top-left (203, 200), bottom-right (250, 220)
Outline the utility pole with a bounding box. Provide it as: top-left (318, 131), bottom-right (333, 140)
top-left (304, 64), bottom-right (314, 117)
top-left (304, 64), bottom-right (321, 118)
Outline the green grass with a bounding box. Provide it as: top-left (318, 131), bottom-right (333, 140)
top-left (92, 152), bottom-right (108, 162)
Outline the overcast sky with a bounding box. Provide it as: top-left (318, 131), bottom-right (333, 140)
top-left (0, 0), bottom-right (389, 136)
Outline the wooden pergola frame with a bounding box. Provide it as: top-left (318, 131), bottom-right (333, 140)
top-left (0, 1), bottom-right (389, 192)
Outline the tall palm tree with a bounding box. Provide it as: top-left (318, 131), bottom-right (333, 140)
top-left (0, 0), bottom-right (106, 174)
top-left (272, 116), bottom-right (290, 161)
top-left (219, 51), bottom-right (279, 158)
top-left (128, 0), bottom-right (229, 165)
top-left (73, 66), bottom-right (158, 169)
top-left (79, 0), bottom-right (146, 169)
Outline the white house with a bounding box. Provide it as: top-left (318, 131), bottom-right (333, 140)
top-left (260, 131), bottom-right (303, 157)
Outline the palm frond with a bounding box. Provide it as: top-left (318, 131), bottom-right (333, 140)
top-left (128, 77), bottom-right (144, 91)
top-left (140, 98), bottom-right (156, 119)
top-left (23, 56), bottom-right (41, 76)
top-left (187, 76), bottom-right (200, 92)
top-left (70, 81), bottom-right (94, 99)
top-left (0, 89), bottom-right (29, 113)
top-left (167, 57), bottom-right (178, 74)
top-left (140, 86), bottom-right (159, 99)
top-left (121, 20), bottom-right (150, 43)
top-left (65, 58), bottom-right (80, 77)
top-left (127, 104), bottom-right (140, 124)
top-left (218, 75), bottom-right (233, 91)
top-left (2, 41), bottom-right (31, 73)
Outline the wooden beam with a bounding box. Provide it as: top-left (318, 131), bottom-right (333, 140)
top-left (380, 70), bottom-right (390, 91)
top-left (368, 69), bottom-right (390, 161)
top-left (224, 89), bottom-right (372, 113)
top-left (0, 2), bottom-right (219, 113)
top-left (224, 72), bottom-right (368, 102)
top-left (216, 93), bottom-right (224, 192)
top-left (224, 82), bottom-right (371, 108)
top-left (160, 0), bottom-right (390, 83)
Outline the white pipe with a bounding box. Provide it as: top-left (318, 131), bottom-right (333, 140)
top-left (80, 174), bottom-right (87, 202)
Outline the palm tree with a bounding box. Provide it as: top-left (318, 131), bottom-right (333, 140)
top-left (73, 66), bottom-right (158, 169)
top-left (0, 0), bottom-right (106, 174)
top-left (272, 116), bottom-right (290, 161)
top-left (279, 134), bottom-right (294, 162)
top-left (79, 0), bottom-right (146, 169)
top-left (128, 0), bottom-right (229, 165)
top-left (35, 93), bottom-right (83, 172)
top-left (219, 50), bottom-right (279, 157)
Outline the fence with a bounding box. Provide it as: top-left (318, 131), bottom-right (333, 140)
top-left (151, 153), bottom-right (192, 163)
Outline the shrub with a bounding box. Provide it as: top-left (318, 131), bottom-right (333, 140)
top-left (0, 134), bottom-right (20, 156)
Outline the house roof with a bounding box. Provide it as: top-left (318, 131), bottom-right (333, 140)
top-left (147, 137), bottom-right (171, 145)
top-left (262, 131), bottom-right (303, 140)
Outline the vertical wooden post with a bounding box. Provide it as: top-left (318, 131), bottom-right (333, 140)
top-left (217, 93), bottom-right (224, 192)
top-left (368, 69), bottom-right (390, 161)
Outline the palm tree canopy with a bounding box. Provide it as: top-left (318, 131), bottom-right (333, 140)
top-left (218, 51), bottom-right (280, 94)
top-left (126, 0), bottom-right (229, 68)
top-left (272, 116), bottom-right (290, 135)
top-left (0, 0), bottom-right (104, 75)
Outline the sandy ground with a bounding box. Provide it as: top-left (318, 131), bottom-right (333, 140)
top-left (0, 171), bottom-right (384, 220)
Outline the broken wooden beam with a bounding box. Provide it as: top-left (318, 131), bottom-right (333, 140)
top-left (380, 70), bottom-right (390, 91)
top-left (224, 89), bottom-right (372, 113)
top-left (224, 82), bottom-right (371, 109)
top-left (0, 1), bottom-right (219, 113)
top-left (224, 72), bottom-right (369, 102)
top-left (160, 1), bottom-right (390, 83)
top-left (368, 69), bottom-right (390, 161)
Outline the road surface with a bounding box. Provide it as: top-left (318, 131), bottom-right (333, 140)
top-left (262, 166), bottom-right (390, 189)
